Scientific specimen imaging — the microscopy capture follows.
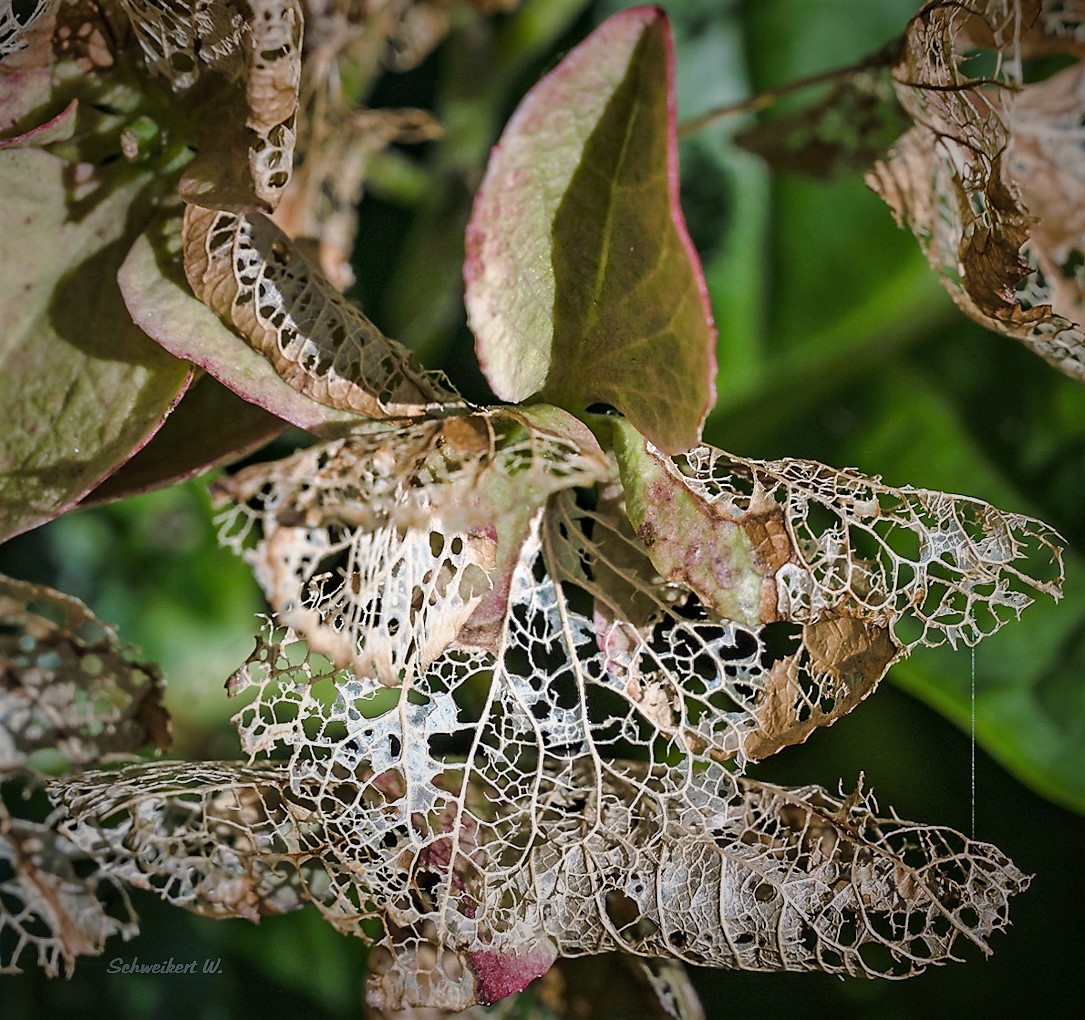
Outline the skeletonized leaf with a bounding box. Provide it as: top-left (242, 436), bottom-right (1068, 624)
top-left (120, 209), bottom-right (366, 436)
top-left (214, 406), bottom-right (611, 680)
top-left (735, 69), bottom-right (909, 181)
top-left (868, 0), bottom-right (1085, 380)
top-left (218, 405), bottom-right (1061, 766)
top-left (183, 203), bottom-right (461, 417)
top-left (0, 575), bottom-right (171, 774)
top-left (464, 6), bottom-right (716, 454)
top-left (52, 761), bottom-right (309, 923)
top-left (52, 743), bottom-right (1030, 1007)
top-left (0, 805), bottom-right (139, 977)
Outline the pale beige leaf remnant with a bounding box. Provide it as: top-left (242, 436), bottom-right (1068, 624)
top-left (275, 106), bottom-right (442, 290)
top-left (0, 0), bottom-right (53, 60)
top-left (669, 444), bottom-right (1064, 650)
top-left (214, 406), bottom-right (612, 681)
top-left (0, 575), bottom-right (171, 775)
top-left (216, 417), bottom-right (1061, 767)
top-left (52, 745), bottom-right (1030, 1008)
top-left (117, 0), bottom-right (246, 90)
top-left (183, 203), bottom-right (460, 416)
top-left (869, 0), bottom-right (1085, 379)
top-left (0, 805), bottom-right (139, 976)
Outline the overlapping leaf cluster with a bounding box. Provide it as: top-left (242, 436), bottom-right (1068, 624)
top-left (0, 3), bottom-right (1071, 1017)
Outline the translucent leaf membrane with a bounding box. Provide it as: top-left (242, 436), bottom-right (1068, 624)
top-left (0, 805), bottom-right (138, 977)
top-left (52, 748), bottom-right (1029, 1008)
top-left (0, 575), bottom-right (171, 775)
top-left (214, 407), bottom-right (612, 682)
top-left (217, 416), bottom-right (1061, 766)
top-left (183, 204), bottom-right (461, 416)
top-left (868, 0), bottom-right (1085, 380)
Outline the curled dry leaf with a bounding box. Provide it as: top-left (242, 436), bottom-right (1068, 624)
top-left (0, 575), bottom-right (171, 775)
top-left (119, 210), bottom-right (366, 436)
top-left (868, 0), bottom-right (1085, 379)
top-left (183, 203), bottom-right (461, 416)
top-left (52, 743), bottom-right (1030, 1008)
top-left (275, 106), bottom-right (442, 291)
top-left (275, 0), bottom-right (452, 289)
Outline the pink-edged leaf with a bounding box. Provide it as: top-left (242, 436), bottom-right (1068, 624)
top-left (79, 374), bottom-right (286, 508)
top-left (465, 6), bottom-right (716, 454)
top-left (0, 148), bottom-right (192, 543)
top-left (118, 211), bottom-right (368, 437)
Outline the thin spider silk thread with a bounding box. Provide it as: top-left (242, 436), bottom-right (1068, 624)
top-left (970, 645), bottom-right (976, 839)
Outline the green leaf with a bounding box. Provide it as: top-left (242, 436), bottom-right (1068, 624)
top-left (465, 6), bottom-right (715, 453)
top-left (79, 374), bottom-right (286, 507)
top-left (0, 147), bottom-right (192, 543)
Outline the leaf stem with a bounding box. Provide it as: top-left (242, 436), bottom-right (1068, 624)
top-left (677, 41), bottom-right (902, 140)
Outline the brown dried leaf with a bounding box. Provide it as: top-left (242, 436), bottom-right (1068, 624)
top-left (118, 0), bottom-right (301, 210)
top-left (183, 203), bottom-right (460, 415)
top-left (275, 106), bottom-right (442, 290)
top-left (869, 0), bottom-right (1085, 379)
top-left (0, 575), bottom-right (171, 775)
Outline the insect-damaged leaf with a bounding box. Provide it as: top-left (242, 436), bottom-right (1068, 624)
top-left (183, 204), bottom-right (461, 419)
top-left (119, 0), bottom-right (302, 211)
top-left (214, 405), bottom-right (612, 681)
top-left (464, 6), bottom-right (716, 454)
top-left (0, 574), bottom-right (171, 774)
top-left (0, 808), bottom-right (140, 977)
top-left (868, 0), bottom-right (1085, 381)
top-left (0, 0), bottom-right (309, 541)
top-left (51, 748), bottom-right (1030, 1008)
top-left (120, 210), bottom-right (365, 437)
top-left (0, 574), bottom-right (165, 976)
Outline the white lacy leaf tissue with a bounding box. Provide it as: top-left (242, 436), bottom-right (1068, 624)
top-left (48, 404), bottom-right (1060, 1010)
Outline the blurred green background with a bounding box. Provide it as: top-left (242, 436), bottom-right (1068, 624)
top-left (3, 0), bottom-right (1084, 1016)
